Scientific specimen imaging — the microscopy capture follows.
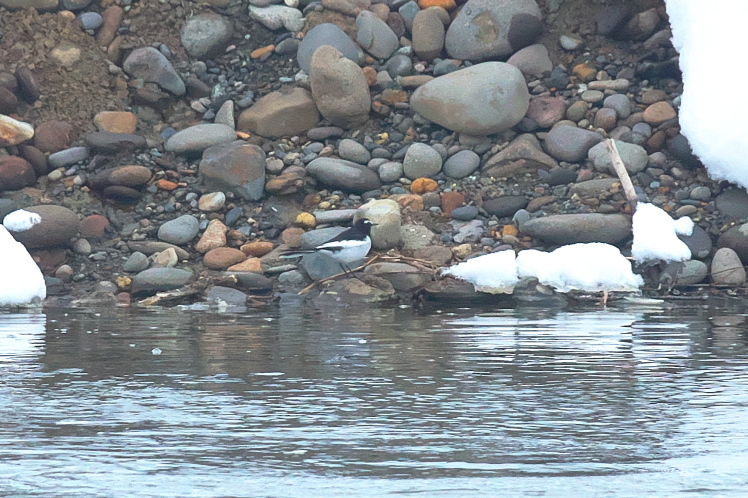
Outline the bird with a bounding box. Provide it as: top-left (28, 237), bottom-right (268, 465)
top-left (281, 218), bottom-right (375, 274)
top-left (0, 210), bottom-right (46, 307)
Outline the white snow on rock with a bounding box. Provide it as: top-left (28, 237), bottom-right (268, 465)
top-left (3, 209), bottom-right (41, 232)
top-left (666, 0), bottom-right (748, 188)
top-left (443, 243), bottom-right (642, 295)
top-left (517, 243), bottom-right (643, 293)
top-left (0, 210), bottom-right (46, 307)
top-left (441, 250), bottom-right (518, 293)
top-left (631, 203), bottom-right (693, 264)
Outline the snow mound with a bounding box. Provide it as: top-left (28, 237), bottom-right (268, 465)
top-left (517, 243), bottom-right (643, 293)
top-left (3, 209), bottom-right (41, 232)
top-left (632, 203), bottom-right (693, 264)
top-left (666, 0), bottom-right (748, 188)
top-left (0, 225), bottom-right (46, 307)
top-left (443, 243), bottom-right (642, 295)
top-left (441, 250), bottom-right (519, 293)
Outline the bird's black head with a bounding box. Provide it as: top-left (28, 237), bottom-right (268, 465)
top-left (352, 218), bottom-right (375, 235)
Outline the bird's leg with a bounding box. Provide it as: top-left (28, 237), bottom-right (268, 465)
top-left (602, 290), bottom-right (609, 307)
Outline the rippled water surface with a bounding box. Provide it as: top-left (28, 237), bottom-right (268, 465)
top-left (2, 298), bottom-right (748, 497)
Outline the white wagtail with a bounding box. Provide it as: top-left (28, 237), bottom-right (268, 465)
top-left (281, 218), bottom-right (376, 274)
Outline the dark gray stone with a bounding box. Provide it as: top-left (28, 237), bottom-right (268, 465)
top-left (131, 268), bottom-right (193, 296)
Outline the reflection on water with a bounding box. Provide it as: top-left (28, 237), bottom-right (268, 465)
top-left (2, 299), bottom-right (748, 497)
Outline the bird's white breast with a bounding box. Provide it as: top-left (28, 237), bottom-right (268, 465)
top-left (317, 236), bottom-right (372, 264)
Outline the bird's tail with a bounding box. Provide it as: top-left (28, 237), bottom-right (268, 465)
top-left (279, 249), bottom-right (315, 259)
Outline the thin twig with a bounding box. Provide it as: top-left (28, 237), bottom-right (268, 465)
top-left (297, 254), bottom-right (382, 295)
top-left (606, 138), bottom-right (639, 210)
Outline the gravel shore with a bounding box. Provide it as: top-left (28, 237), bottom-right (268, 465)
top-left (1, 0), bottom-right (746, 309)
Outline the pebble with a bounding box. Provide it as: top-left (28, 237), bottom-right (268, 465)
top-left (47, 147), bottom-right (89, 169)
top-left (165, 124), bottom-right (236, 154)
top-left (131, 268), bottom-right (193, 296)
top-left (451, 205), bottom-right (479, 221)
top-left (403, 143), bottom-right (443, 179)
top-left (158, 215), bottom-right (200, 245)
top-left (711, 248), bottom-right (746, 286)
top-left (199, 192), bottom-right (226, 212)
top-left (581, 90), bottom-right (604, 103)
top-left (338, 139), bottom-right (371, 164)
top-left (443, 150), bottom-right (480, 179)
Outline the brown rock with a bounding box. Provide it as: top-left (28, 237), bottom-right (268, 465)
top-left (96, 6), bottom-right (124, 47)
top-left (195, 219), bottom-right (228, 254)
top-left (362, 66), bottom-right (378, 86)
top-left (389, 193), bottom-right (424, 211)
top-left (440, 191), bottom-right (465, 215)
top-left (643, 101), bottom-right (676, 126)
top-left (204, 247), bottom-right (247, 270)
top-left (281, 227), bottom-right (305, 248)
top-left (227, 257), bottom-right (263, 273)
top-left (14, 68), bottom-right (40, 103)
top-left (645, 130), bottom-right (667, 153)
top-left (525, 96), bottom-right (566, 128)
top-left (0, 72), bottom-right (18, 92)
top-left (29, 248), bottom-right (67, 273)
top-left (79, 215), bottom-right (110, 238)
top-left (410, 177), bottom-right (438, 194)
top-left (237, 87), bottom-right (319, 139)
top-left (525, 195), bottom-right (557, 212)
top-left (102, 185), bottom-right (142, 202)
top-left (593, 107), bottom-right (618, 131)
top-left (108, 165), bottom-right (152, 187)
top-left (33, 121), bottom-right (73, 154)
top-left (17, 145), bottom-right (48, 176)
top-left (380, 89), bottom-right (408, 105)
top-left (265, 173), bottom-right (304, 195)
top-left (641, 89), bottom-right (667, 105)
top-left (93, 111), bottom-right (138, 134)
top-left (0, 87), bottom-right (18, 114)
top-left (412, 245), bottom-right (453, 265)
top-left (10, 205), bottom-right (80, 249)
top-left (309, 45), bottom-right (371, 129)
top-left (572, 63), bottom-right (597, 83)
top-left (0, 156), bottom-right (36, 191)
top-left (412, 8), bottom-right (445, 61)
top-left (241, 241), bottom-right (274, 257)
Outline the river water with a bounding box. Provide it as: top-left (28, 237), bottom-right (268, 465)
top-left (2, 297), bottom-right (748, 497)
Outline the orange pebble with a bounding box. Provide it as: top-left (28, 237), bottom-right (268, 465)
top-left (362, 66), bottom-right (378, 86)
top-left (410, 178), bottom-right (439, 194)
top-left (156, 179), bottom-right (179, 191)
top-left (250, 45), bottom-right (275, 59)
top-left (501, 224), bottom-right (519, 237)
top-left (417, 0), bottom-right (456, 10)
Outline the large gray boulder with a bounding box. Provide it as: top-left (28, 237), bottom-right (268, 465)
top-left (310, 45), bottom-right (371, 129)
top-left (411, 62), bottom-right (529, 135)
top-left (445, 0), bottom-right (543, 61)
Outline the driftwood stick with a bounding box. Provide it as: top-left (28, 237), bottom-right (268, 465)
top-left (606, 138), bottom-right (639, 209)
top-left (297, 254), bottom-right (382, 295)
